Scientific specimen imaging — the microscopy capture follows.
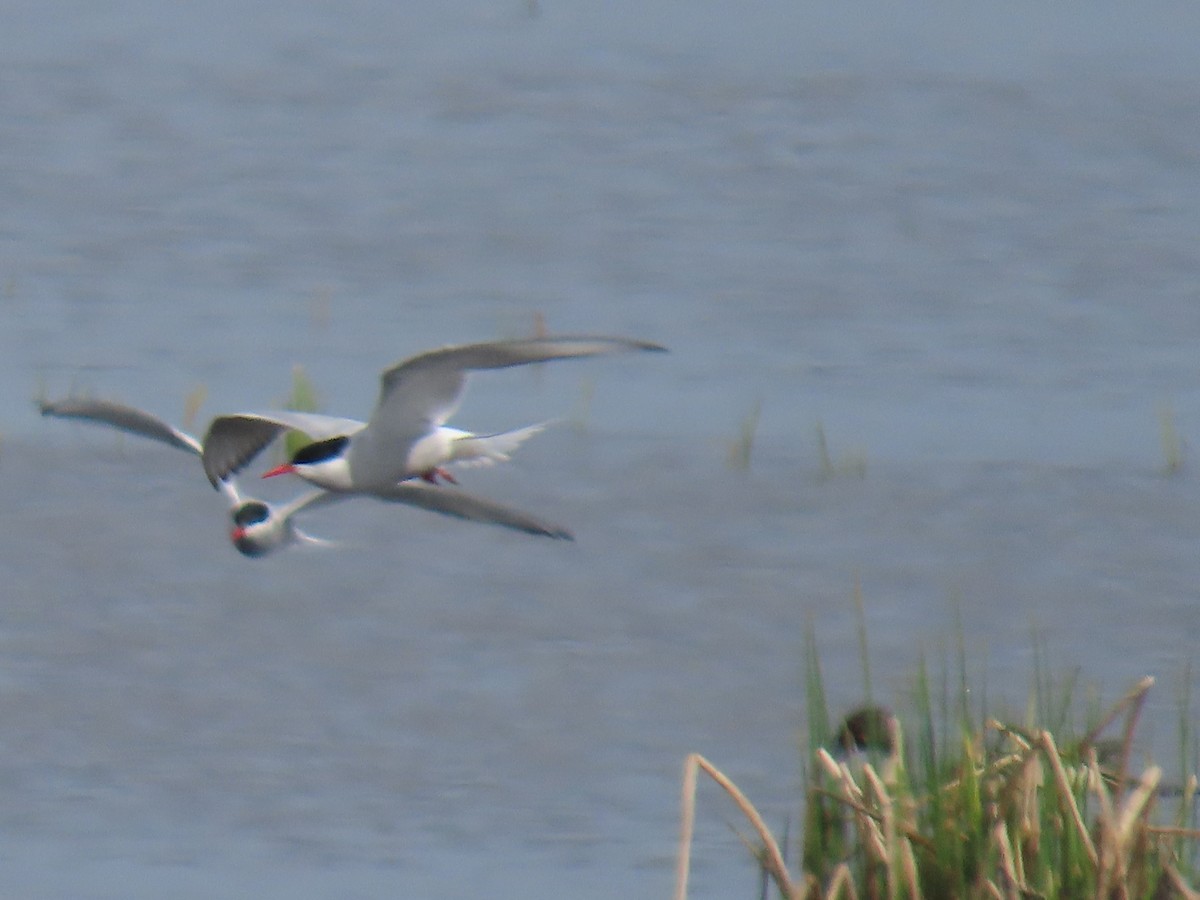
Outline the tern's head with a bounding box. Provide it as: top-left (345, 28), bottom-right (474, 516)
top-left (230, 500), bottom-right (276, 558)
top-left (262, 434), bottom-right (353, 490)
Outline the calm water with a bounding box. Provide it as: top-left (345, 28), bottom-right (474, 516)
top-left (3, 2), bottom-right (1200, 897)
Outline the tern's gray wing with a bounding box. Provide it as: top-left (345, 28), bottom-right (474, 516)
top-left (40, 395), bottom-right (251, 508)
top-left (201, 410), bottom-right (366, 487)
top-left (371, 335), bottom-right (667, 433)
top-left (372, 482), bottom-right (574, 540)
top-left (40, 396), bottom-right (203, 455)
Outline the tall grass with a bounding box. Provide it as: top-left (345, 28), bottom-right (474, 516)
top-left (282, 363), bottom-right (320, 457)
top-left (674, 621), bottom-right (1199, 899)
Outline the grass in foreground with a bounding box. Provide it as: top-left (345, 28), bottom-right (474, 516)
top-left (674, 641), bottom-right (1199, 899)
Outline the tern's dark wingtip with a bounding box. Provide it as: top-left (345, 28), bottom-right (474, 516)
top-left (620, 337), bottom-right (667, 353)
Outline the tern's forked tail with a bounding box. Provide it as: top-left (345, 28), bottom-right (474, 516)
top-left (448, 422), bottom-right (549, 468)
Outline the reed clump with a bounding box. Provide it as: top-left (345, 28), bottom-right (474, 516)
top-left (675, 671), bottom-right (1199, 899)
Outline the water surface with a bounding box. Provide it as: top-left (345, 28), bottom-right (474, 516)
top-left (2, 2), bottom-right (1200, 897)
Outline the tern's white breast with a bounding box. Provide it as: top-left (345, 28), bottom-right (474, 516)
top-left (404, 427), bottom-right (469, 475)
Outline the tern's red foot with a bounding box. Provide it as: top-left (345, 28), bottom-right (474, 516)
top-left (421, 467), bottom-right (458, 485)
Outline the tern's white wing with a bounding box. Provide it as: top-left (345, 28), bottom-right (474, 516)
top-left (202, 410), bottom-right (366, 486)
top-left (40, 397), bottom-right (204, 455)
top-left (370, 335), bottom-right (667, 435)
top-left (215, 475), bottom-right (244, 507)
top-left (371, 482), bottom-right (574, 540)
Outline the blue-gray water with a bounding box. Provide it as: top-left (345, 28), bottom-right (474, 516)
top-left (3, 2), bottom-right (1200, 897)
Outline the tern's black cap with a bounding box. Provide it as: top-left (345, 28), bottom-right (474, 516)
top-left (292, 435), bottom-right (350, 465)
top-left (233, 501), bottom-right (270, 528)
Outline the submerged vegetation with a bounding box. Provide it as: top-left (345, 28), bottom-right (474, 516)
top-left (816, 420), bottom-right (868, 481)
top-left (1159, 403), bottom-right (1186, 476)
top-left (674, 620), bottom-right (1199, 899)
top-left (182, 383), bottom-right (207, 433)
top-left (726, 398), bottom-right (763, 471)
top-left (570, 376), bottom-right (596, 433)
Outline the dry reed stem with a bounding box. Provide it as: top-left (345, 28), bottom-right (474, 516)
top-left (1014, 750), bottom-right (1041, 883)
top-left (675, 753), bottom-right (698, 900)
top-left (1117, 765), bottom-right (1161, 849)
top-left (991, 741), bottom-right (1041, 882)
top-left (861, 764), bottom-right (901, 900)
top-left (1079, 676), bottom-right (1153, 750)
top-left (673, 753), bottom-right (796, 900)
top-left (1113, 676), bottom-right (1154, 797)
top-left (1165, 862), bottom-right (1200, 900)
top-left (815, 747), bottom-right (843, 780)
top-left (1038, 730), bottom-right (1099, 867)
top-left (1091, 752), bottom-right (1121, 899)
top-left (1149, 826), bottom-right (1200, 839)
top-left (798, 871), bottom-right (820, 898)
top-left (826, 862), bottom-right (860, 900)
top-left (819, 754), bottom-right (927, 897)
top-left (837, 761), bottom-right (887, 864)
top-left (816, 748), bottom-right (936, 854)
top-left (1090, 750), bottom-right (1162, 899)
top-left (989, 721), bottom-right (1033, 752)
top-left (1079, 675), bottom-right (1155, 796)
top-left (898, 829), bottom-right (920, 899)
top-left (992, 821), bottom-right (1023, 899)
top-left (1117, 764), bottom-right (1161, 897)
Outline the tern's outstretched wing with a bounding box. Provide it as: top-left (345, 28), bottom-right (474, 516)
top-left (201, 410), bottom-right (366, 487)
top-left (370, 335), bottom-right (667, 435)
top-left (40, 395), bottom-right (248, 507)
top-left (372, 482), bottom-right (574, 540)
top-left (39, 395), bottom-right (344, 554)
top-left (40, 396), bottom-right (204, 455)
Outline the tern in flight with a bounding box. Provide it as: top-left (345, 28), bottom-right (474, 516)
top-left (201, 335), bottom-right (666, 496)
top-left (40, 396), bottom-right (335, 557)
top-left (41, 395), bottom-right (576, 556)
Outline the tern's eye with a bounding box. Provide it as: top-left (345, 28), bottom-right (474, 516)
top-left (234, 501), bottom-right (271, 527)
top-left (292, 434), bottom-right (350, 465)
